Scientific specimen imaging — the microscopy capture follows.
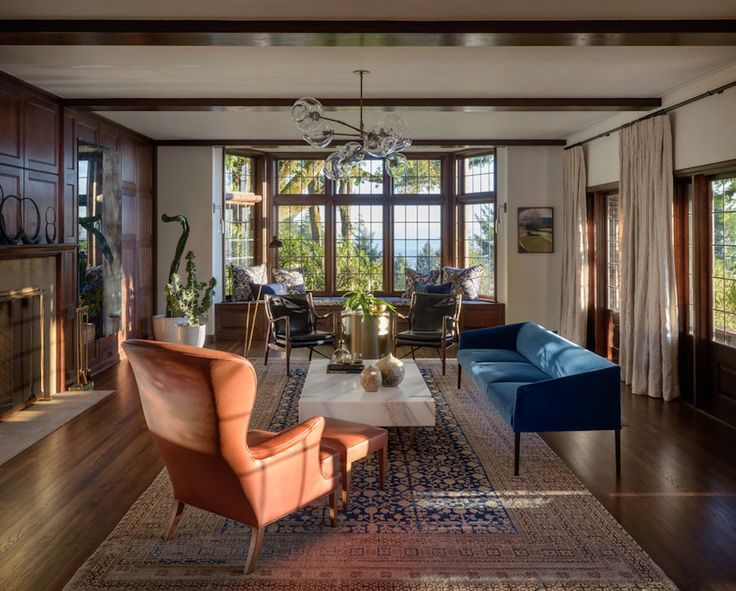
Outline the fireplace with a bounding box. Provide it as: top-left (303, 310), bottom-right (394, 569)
top-left (0, 256), bottom-right (57, 418)
top-left (0, 288), bottom-right (47, 416)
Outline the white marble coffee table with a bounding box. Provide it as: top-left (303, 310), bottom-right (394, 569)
top-left (299, 359), bottom-right (436, 435)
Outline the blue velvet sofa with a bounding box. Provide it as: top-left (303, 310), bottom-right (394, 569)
top-left (457, 322), bottom-right (621, 476)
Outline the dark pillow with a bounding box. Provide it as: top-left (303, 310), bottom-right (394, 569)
top-left (403, 268), bottom-right (440, 297)
top-left (250, 282), bottom-right (287, 299)
top-left (273, 268), bottom-right (307, 294)
top-left (416, 281), bottom-right (452, 295)
top-left (231, 263), bottom-right (267, 301)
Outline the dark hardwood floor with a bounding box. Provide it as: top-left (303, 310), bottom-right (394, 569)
top-left (0, 342), bottom-right (734, 591)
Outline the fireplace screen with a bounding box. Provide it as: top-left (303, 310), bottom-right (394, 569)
top-left (0, 288), bottom-right (45, 416)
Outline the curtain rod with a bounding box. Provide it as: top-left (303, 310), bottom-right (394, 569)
top-left (565, 79), bottom-right (736, 150)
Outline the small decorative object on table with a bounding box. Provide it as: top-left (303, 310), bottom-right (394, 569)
top-left (331, 338), bottom-right (353, 364)
top-left (327, 338), bottom-right (364, 373)
top-left (360, 364), bottom-right (383, 392)
top-left (376, 353), bottom-right (405, 387)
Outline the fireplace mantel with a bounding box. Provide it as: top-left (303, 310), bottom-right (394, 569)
top-left (0, 244), bottom-right (76, 260)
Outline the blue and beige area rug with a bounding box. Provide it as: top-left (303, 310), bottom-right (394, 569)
top-left (65, 360), bottom-right (676, 590)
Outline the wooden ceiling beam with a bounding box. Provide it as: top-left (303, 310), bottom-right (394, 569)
top-left (2, 20), bottom-right (736, 46)
top-left (155, 138), bottom-right (567, 147)
top-left (64, 97), bottom-right (661, 112)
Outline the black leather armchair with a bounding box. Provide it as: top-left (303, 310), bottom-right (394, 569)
top-left (263, 293), bottom-right (336, 375)
top-left (393, 293), bottom-right (462, 374)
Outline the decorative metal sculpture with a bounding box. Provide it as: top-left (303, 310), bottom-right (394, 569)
top-left (0, 185), bottom-right (42, 245)
top-left (161, 213), bottom-right (190, 317)
top-left (45, 206), bottom-right (57, 243)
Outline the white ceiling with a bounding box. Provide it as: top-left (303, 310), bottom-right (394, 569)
top-left (2, 46), bottom-right (736, 99)
top-left (2, 0), bottom-right (736, 20)
top-left (99, 109), bottom-right (614, 141)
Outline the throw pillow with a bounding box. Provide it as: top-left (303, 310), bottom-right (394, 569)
top-left (416, 281), bottom-right (453, 295)
top-left (273, 268), bottom-right (307, 294)
top-left (231, 263), bottom-right (267, 301)
top-left (442, 265), bottom-right (485, 300)
top-left (249, 282), bottom-right (287, 299)
top-left (403, 268), bottom-right (440, 297)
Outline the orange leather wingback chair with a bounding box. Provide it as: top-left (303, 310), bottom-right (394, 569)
top-left (123, 339), bottom-right (340, 574)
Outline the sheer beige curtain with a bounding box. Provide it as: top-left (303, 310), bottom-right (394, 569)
top-left (619, 115), bottom-right (679, 400)
top-left (560, 146), bottom-right (588, 345)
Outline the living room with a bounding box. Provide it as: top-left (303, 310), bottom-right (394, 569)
top-left (1, 3), bottom-right (735, 591)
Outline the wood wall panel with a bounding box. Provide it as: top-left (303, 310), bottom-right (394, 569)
top-left (0, 72), bottom-right (155, 386)
top-left (0, 80), bottom-right (22, 167)
top-left (23, 97), bottom-right (59, 174)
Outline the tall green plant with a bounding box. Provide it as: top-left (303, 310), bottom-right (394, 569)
top-left (342, 285), bottom-right (396, 316)
top-left (164, 251), bottom-right (216, 326)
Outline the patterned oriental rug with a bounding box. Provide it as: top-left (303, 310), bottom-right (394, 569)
top-left (65, 360), bottom-right (676, 590)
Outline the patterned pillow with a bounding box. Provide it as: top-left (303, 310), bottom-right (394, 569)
top-left (273, 268), bottom-right (307, 294)
top-left (442, 265), bottom-right (485, 301)
top-left (230, 263), bottom-right (267, 302)
top-left (403, 268), bottom-right (440, 297)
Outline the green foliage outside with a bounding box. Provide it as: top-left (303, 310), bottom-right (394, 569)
top-left (713, 178), bottom-right (736, 342)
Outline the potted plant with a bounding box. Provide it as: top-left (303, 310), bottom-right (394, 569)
top-left (153, 214), bottom-right (190, 341)
top-left (164, 251), bottom-right (217, 347)
top-left (341, 286), bottom-right (396, 358)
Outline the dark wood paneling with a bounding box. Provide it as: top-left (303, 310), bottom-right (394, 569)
top-left (23, 96), bottom-right (59, 174)
top-left (0, 162), bottom-right (22, 201)
top-left (23, 169), bottom-right (59, 243)
top-left (0, 80), bottom-right (22, 167)
top-left (98, 122), bottom-right (120, 151)
top-left (135, 142), bottom-right (154, 193)
top-left (3, 19), bottom-right (736, 46)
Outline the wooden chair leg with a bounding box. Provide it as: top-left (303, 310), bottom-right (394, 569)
top-left (309, 347), bottom-right (314, 361)
top-left (441, 343), bottom-right (447, 375)
top-left (341, 461), bottom-right (352, 511)
top-left (514, 432), bottom-right (521, 476)
top-left (286, 345), bottom-right (291, 376)
top-left (328, 491), bottom-right (338, 527)
top-left (457, 364), bottom-right (462, 389)
top-left (615, 429), bottom-right (621, 477)
top-left (378, 446), bottom-right (387, 490)
top-left (243, 526), bottom-right (265, 575)
top-left (411, 347), bottom-right (416, 360)
top-left (163, 500), bottom-right (185, 540)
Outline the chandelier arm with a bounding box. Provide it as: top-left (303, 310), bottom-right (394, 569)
top-left (332, 132), bottom-right (363, 138)
top-left (319, 115), bottom-right (364, 135)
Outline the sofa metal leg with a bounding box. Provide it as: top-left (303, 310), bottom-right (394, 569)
top-left (514, 432), bottom-right (521, 476)
top-left (615, 429), bottom-right (621, 477)
top-left (457, 364), bottom-right (462, 389)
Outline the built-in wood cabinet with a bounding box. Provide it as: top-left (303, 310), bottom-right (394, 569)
top-left (0, 72), bottom-right (156, 387)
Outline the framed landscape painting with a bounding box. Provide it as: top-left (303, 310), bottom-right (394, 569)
top-left (518, 207), bottom-right (554, 253)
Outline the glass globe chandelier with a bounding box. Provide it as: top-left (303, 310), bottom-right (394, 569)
top-left (290, 70), bottom-right (412, 180)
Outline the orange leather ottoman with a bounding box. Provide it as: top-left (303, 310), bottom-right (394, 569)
top-left (321, 418), bottom-right (388, 510)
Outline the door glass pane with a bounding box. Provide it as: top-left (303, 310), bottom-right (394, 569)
top-left (606, 194), bottom-right (621, 311)
top-left (711, 178), bottom-right (736, 346)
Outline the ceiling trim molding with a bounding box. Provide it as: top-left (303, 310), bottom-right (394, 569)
top-left (2, 20), bottom-right (736, 46)
top-left (154, 138), bottom-right (567, 147)
top-left (64, 97), bottom-right (662, 112)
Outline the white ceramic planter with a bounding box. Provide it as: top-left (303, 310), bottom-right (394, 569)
top-left (152, 314), bottom-right (187, 343)
top-left (176, 323), bottom-right (207, 348)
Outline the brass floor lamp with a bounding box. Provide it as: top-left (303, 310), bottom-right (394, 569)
top-left (243, 235), bottom-right (283, 357)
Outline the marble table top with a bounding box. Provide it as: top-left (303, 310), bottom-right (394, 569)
top-left (299, 359), bottom-right (436, 428)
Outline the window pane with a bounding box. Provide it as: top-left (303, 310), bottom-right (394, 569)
top-left (393, 159), bottom-right (442, 195)
top-left (335, 159), bottom-right (383, 195)
top-left (336, 205), bottom-right (384, 291)
top-left (393, 205), bottom-right (442, 291)
top-left (463, 154), bottom-right (495, 194)
top-left (225, 154), bottom-right (254, 193)
top-left (606, 194), bottom-right (621, 311)
top-left (277, 159), bottom-right (325, 195)
top-left (223, 154), bottom-right (257, 296)
top-left (463, 203), bottom-right (495, 298)
top-left (712, 178), bottom-right (736, 346)
top-left (277, 205), bottom-right (326, 290)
